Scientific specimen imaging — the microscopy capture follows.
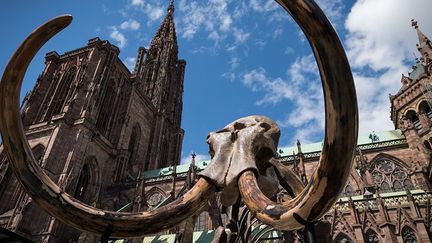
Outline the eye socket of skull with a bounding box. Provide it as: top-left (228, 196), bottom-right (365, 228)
top-left (253, 121), bottom-right (280, 166)
top-left (208, 142), bottom-right (215, 158)
top-left (233, 122), bottom-right (246, 131)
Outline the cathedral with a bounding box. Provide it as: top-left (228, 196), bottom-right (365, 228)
top-left (0, 2), bottom-right (185, 242)
top-left (0, 1), bottom-right (432, 242)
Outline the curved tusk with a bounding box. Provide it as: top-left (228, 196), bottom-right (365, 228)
top-left (0, 15), bottom-right (215, 237)
top-left (238, 0), bottom-right (358, 231)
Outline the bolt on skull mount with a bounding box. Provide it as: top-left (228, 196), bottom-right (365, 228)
top-left (0, 0), bottom-right (358, 239)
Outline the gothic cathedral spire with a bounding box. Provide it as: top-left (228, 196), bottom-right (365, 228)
top-left (136, 0), bottom-right (186, 169)
top-left (412, 19), bottom-right (432, 62)
top-left (136, 0), bottom-right (183, 117)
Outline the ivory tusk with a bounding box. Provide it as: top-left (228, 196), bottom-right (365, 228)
top-left (238, 0), bottom-right (358, 231)
top-left (0, 15), bottom-right (215, 237)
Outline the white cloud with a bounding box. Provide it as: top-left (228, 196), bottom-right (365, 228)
top-left (177, 0), bottom-right (233, 41)
top-left (124, 57), bottom-right (137, 72)
top-left (344, 0), bottom-right (432, 134)
top-left (220, 14), bottom-right (232, 32)
top-left (130, 0), bottom-right (164, 23)
top-left (131, 0), bottom-right (144, 7)
top-left (273, 28), bottom-right (283, 39)
top-left (120, 19), bottom-right (141, 31)
top-left (109, 28), bottom-right (127, 48)
top-left (144, 4), bottom-right (164, 22)
top-left (181, 153), bottom-right (211, 165)
top-left (249, 0), bottom-right (278, 13)
top-left (284, 47), bottom-right (294, 55)
top-left (176, 0), bottom-right (267, 49)
top-left (241, 55), bottom-right (324, 143)
top-left (233, 28), bottom-right (250, 44)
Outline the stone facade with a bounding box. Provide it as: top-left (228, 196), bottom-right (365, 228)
top-left (0, 2), bottom-right (185, 242)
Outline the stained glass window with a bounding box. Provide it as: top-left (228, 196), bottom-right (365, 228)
top-left (381, 182), bottom-right (391, 193)
top-left (364, 229), bottom-right (380, 243)
top-left (404, 180), bottom-right (415, 190)
top-left (370, 158), bottom-right (414, 192)
top-left (393, 181), bottom-right (404, 191)
top-left (402, 227), bottom-right (418, 243)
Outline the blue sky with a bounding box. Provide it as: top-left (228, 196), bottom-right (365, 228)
top-left (1, 0), bottom-right (432, 164)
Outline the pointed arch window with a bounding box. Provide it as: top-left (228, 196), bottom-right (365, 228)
top-left (419, 100), bottom-right (432, 119)
top-left (36, 73), bottom-right (56, 122)
top-left (404, 179), bottom-right (415, 190)
top-left (406, 110), bottom-right (422, 132)
top-left (380, 181), bottom-right (391, 193)
top-left (364, 229), bottom-right (379, 243)
top-left (109, 80), bottom-right (130, 144)
top-left (393, 180), bottom-right (404, 191)
top-left (402, 226), bottom-right (418, 243)
top-left (371, 157), bottom-right (414, 192)
top-left (333, 233), bottom-right (353, 243)
top-left (32, 144), bottom-right (45, 165)
top-left (74, 163), bottom-right (90, 201)
top-left (97, 79), bottom-right (117, 134)
top-left (127, 124), bottom-right (141, 177)
top-left (46, 67), bottom-right (76, 118)
top-left (73, 157), bottom-right (100, 205)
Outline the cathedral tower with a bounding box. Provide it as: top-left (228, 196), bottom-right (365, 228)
top-left (0, 1), bottom-right (186, 241)
top-left (390, 20), bottom-right (432, 189)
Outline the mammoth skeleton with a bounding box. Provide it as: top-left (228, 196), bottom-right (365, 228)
top-left (0, 0), bottom-right (358, 238)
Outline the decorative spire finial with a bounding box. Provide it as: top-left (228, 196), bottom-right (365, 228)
top-left (411, 19), bottom-right (418, 29)
top-left (168, 0), bottom-right (174, 14)
top-left (410, 19), bottom-right (432, 60)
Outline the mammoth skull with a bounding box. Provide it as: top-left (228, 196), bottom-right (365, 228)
top-left (200, 115), bottom-right (281, 206)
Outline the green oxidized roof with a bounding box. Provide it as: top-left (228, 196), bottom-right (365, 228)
top-left (278, 129), bottom-right (403, 155)
top-left (142, 160), bottom-right (210, 180)
top-left (142, 130), bottom-right (405, 180)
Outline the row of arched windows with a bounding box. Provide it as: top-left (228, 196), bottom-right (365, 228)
top-left (37, 67), bottom-right (77, 122)
top-left (333, 227), bottom-right (418, 242)
top-left (405, 100), bottom-right (432, 133)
